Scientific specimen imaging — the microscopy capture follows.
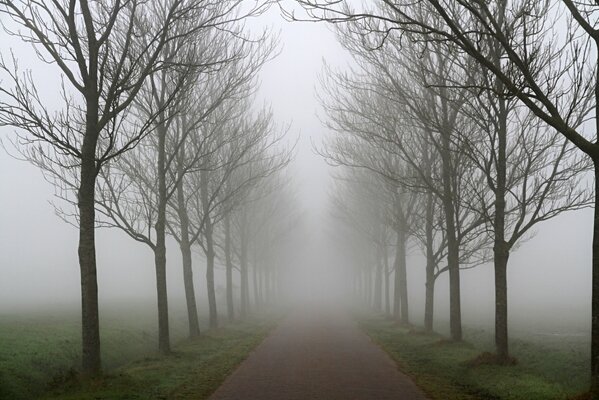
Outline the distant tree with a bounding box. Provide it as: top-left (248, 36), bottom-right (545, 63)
top-left (319, 40), bottom-right (489, 339)
top-left (216, 115), bottom-right (292, 319)
top-left (95, 2), bottom-right (274, 349)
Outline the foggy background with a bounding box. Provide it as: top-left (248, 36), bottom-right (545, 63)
top-left (0, 3), bottom-right (591, 334)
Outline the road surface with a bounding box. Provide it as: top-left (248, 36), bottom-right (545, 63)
top-left (209, 308), bottom-right (428, 400)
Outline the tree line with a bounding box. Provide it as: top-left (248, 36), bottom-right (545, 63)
top-left (0, 0), bottom-right (295, 377)
top-left (287, 0), bottom-right (598, 395)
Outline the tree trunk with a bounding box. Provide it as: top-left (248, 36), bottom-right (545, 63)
top-left (494, 92), bottom-right (510, 360)
top-left (374, 250), bottom-right (383, 312)
top-left (392, 230), bottom-right (404, 321)
top-left (440, 125), bottom-right (462, 342)
top-left (200, 170), bottom-right (218, 329)
top-left (176, 157), bottom-right (200, 338)
top-left (205, 227), bottom-right (217, 329)
top-left (383, 244), bottom-right (390, 316)
top-left (79, 145), bottom-right (101, 376)
top-left (155, 124), bottom-right (170, 354)
top-left (366, 268), bottom-right (372, 307)
top-left (494, 245), bottom-right (510, 360)
top-left (180, 240), bottom-right (200, 337)
top-left (240, 214), bottom-right (249, 318)
top-left (225, 213), bottom-right (234, 321)
top-left (397, 229), bottom-right (409, 325)
top-left (253, 257), bottom-right (259, 309)
top-left (424, 191), bottom-right (435, 333)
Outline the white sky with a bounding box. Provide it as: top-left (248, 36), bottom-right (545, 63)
top-left (0, 3), bottom-right (593, 333)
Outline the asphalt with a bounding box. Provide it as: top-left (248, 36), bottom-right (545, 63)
top-left (209, 308), bottom-right (429, 400)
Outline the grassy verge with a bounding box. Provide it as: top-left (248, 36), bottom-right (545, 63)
top-left (41, 318), bottom-right (273, 400)
top-left (0, 305), bottom-right (275, 400)
top-left (359, 316), bottom-right (588, 400)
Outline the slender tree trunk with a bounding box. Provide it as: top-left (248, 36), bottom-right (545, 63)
top-left (79, 131), bottom-right (101, 376)
top-left (78, 38), bottom-right (102, 377)
top-left (397, 228), bottom-right (409, 325)
top-left (252, 254), bottom-right (259, 308)
top-left (155, 124), bottom-right (170, 354)
top-left (424, 192), bottom-right (435, 333)
top-left (205, 226), bottom-right (217, 328)
top-left (494, 93), bottom-right (510, 360)
top-left (440, 124), bottom-right (462, 342)
top-left (200, 170), bottom-right (217, 329)
top-left (179, 240), bottom-right (200, 337)
top-left (494, 246), bottom-right (510, 359)
top-left (392, 230), bottom-right (404, 321)
top-left (176, 153), bottom-right (200, 338)
top-left (260, 265), bottom-right (266, 306)
top-left (225, 213), bottom-right (234, 321)
top-left (240, 214), bottom-right (249, 318)
top-left (383, 244), bottom-right (390, 316)
top-left (366, 268), bottom-right (372, 307)
top-left (374, 250), bottom-right (383, 312)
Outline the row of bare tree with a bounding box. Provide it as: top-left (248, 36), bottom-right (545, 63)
top-left (0, 0), bottom-right (294, 377)
top-left (299, 0), bottom-right (598, 392)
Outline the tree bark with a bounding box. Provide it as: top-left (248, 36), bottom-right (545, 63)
top-left (225, 213), bottom-right (234, 321)
top-left (155, 123), bottom-right (170, 354)
top-left (493, 92), bottom-right (510, 360)
top-left (374, 249), bottom-right (383, 312)
top-left (392, 230), bottom-right (405, 321)
top-left (366, 267), bottom-right (372, 307)
top-left (383, 244), bottom-right (390, 316)
top-left (240, 213), bottom-right (249, 318)
top-left (440, 122), bottom-right (462, 342)
top-left (200, 170), bottom-right (218, 329)
top-left (253, 257), bottom-right (259, 309)
top-left (176, 155), bottom-right (200, 338)
top-left (424, 192), bottom-right (435, 333)
top-left (397, 228), bottom-right (409, 325)
top-left (79, 135), bottom-right (101, 376)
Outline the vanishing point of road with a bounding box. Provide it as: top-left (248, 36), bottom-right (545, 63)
top-left (209, 307), bottom-right (428, 400)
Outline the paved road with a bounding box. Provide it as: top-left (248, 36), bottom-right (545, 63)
top-left (209, 308), bottom-right (429, 400)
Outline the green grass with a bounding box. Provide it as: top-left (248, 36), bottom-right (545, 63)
top-left (41, 318), bottom-right (273, 400)
top-left (0, 304), bottom-right (275, 400)
top-left (359, 316), bottom-right (589, 400)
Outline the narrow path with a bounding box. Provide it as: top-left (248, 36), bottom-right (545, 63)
top-left (209, 308), bottom-right (428, 400)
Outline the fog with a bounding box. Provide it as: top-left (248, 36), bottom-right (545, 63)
top-left (0, 1), bottom-right (596, 399)
top-left (0, 4), bottom-right (591, 328)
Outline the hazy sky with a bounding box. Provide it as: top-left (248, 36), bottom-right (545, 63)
top-left (0, 3), bottom-right (593, 332)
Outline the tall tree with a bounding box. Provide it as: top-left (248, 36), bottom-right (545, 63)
top-left (0, 0), bottom-right (215, 375)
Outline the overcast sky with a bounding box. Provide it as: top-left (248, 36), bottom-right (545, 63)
top-left (0, 3), bottom-right (593, 333)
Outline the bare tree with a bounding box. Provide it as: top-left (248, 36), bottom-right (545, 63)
top-left (0, 0), bottom-right (229, 375)
top-left (213, 110), bottom-right (293, 319)
top-left (95, 2), bottom-right (274, 351)
top-left (318, 36), bottom-right (490, 340)
top-left (289, 0), bottom-right (599, 393)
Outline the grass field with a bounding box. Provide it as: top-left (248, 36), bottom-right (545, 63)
top-left (0, 303), bottom-right (274, 400)
top-left (359, 316), bottom-right (589, 400)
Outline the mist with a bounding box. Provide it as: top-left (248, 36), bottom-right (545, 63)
top-left (0, 1), bottom-right (596, 400)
